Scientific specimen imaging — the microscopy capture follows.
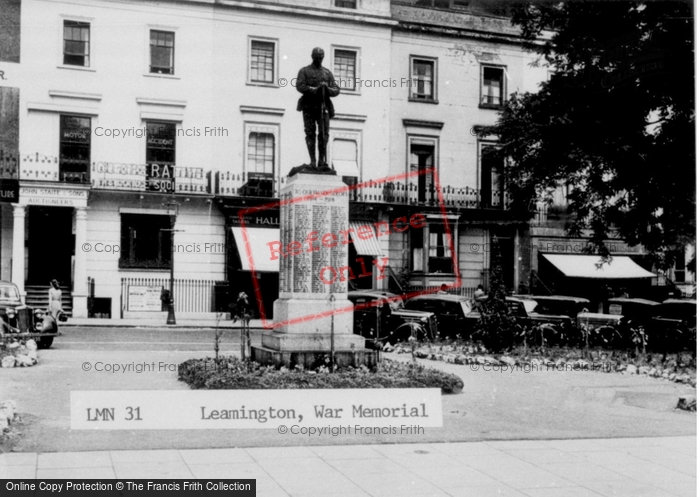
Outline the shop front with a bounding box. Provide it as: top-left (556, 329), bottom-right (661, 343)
top-left (11, 184), bottom-right (89, 316)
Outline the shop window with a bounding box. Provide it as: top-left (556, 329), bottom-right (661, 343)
top-left (150, 30), bottom-right (174, 74)
top-left (63, 20), bottom-right (90, 67)
top-left (119, 214), bottom-right (172, 269)
top-left (59, 115), bottom-right (90, 183)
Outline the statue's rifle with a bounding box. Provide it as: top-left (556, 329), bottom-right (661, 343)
top-left (319, 83), bottom-right (327, 167)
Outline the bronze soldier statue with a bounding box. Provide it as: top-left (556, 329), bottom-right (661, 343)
top-left (296, 47), bottom-right (340, 170)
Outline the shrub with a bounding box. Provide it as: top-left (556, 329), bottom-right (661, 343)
top-left (178, 357), bottom-right (464, 394)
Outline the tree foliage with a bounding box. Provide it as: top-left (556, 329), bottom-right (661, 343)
top-left (483, 1), bottom-right (695, 269)
top-left (475, 237), bottom-right (519, 352)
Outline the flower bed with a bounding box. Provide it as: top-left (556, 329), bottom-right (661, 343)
top-left (0, 339), bottom-right (38, 368)
top-left (178, 357), bottom-right (464, 394)
top-left (389, 341), bottom-right (697, 387)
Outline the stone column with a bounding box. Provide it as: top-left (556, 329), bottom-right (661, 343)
top-left (72, 207), bottom-right (88, 318)
top-left (11, 204), bottom-right (25, 300)
top-left (252, 173), bottom-right (370, 368)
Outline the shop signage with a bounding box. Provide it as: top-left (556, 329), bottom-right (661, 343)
top-left (230, 209), bottom-right (280, 227)
top-left (146, 163), bottom-right (175, 193)
top-left (0, 179), bottom-right (19, 203)
top-left (127, 285), bottom-right (163, 312)
top-left (19, 186), bottom-right (88, 207)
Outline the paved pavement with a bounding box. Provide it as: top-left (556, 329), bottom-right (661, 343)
top-left (63, 317), bottom-right (266, 329)
top-left (0, 436), bottom-right (695, 496)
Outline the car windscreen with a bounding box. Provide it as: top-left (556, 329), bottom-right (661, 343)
top-left (519, 300), bottom-right (538, 314)
top-left (0, 285), bottom-right (20, 301)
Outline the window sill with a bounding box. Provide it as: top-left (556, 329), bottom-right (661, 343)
top-left (144, 73), bottom-right (180, 80)
top-left (57, 65), bottom-right (96, 73)
top-left (246, 81), bottom-right (280, 89)
top-left (479, 103), bottom-right (504, 110)
top-left (408, 97), bottom-right (439, 105)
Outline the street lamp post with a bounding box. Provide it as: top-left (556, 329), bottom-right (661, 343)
top-left (163, 201), bottom-right (180, 325)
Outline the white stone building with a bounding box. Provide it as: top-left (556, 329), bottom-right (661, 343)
top-left (0, 0), bottom-right (551, 320)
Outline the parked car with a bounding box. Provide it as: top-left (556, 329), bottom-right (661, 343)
top-left (347, 291), bottom-right (437, 346)
top-left (506, 297), bottom-right (573, 329)
top-left (647, 299), bottom-right (697, 351)
top-left (404, 294), bottom-right (475, 339)
top-left (512, 295), bottom-right (592, 319)
top-left (0, 280), bottom-right (59, 348)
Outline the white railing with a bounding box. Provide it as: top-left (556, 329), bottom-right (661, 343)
top-left (20, 153), bottom-right (60, 181)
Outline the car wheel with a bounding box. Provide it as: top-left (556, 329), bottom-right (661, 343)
top-left (37, 336), bottom-right (54, 349)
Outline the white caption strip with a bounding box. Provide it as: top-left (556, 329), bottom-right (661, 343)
top-left (70, 389), bottom-right (443, 430)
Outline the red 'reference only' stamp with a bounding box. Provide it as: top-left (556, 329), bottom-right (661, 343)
top-left (238, 167), bottom-right (461, 329)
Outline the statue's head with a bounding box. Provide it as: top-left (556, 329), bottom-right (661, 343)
top-left (311, 47), bottom-right (324, 65)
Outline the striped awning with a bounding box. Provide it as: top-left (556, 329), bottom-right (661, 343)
top-left (231, 227), bottom-right (280, 272)
top-left (542, 254), bottom-right (655, 279)
top-left (349, 222), bottom-right (384, 257)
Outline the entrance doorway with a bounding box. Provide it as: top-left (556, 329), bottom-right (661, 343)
top-left (491, 227), bottom-right (515, 292)
top-left (27, 207), bottom-right (73, 286)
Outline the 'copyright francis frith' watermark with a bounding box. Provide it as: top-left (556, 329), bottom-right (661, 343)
top-left (466, 242), bottom-right (624, 254)
top-left (82, 242), bottom-right (225, 254)
top-left (277, 77), bottom-right (434, 89)
top-left (81, 361), bottom-right (178, 373)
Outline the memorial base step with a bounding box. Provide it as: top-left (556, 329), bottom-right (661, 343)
top-left (251, 345), bottom-right (377, 369)
top-left (262, 331), bottom-right (367, 351)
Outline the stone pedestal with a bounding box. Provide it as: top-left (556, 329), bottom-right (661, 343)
top-left (252, 173), bottom-right (374, 368)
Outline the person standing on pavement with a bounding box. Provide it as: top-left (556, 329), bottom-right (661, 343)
top-left (48, 279), bottom-right (63, 319)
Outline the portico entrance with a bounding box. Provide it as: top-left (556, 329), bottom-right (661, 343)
top-left (27, 206), bottom-right (73, 286)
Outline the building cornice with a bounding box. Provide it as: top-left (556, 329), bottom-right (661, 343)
top-left (394, 21), bottom-right (525, 46)
top-left (204, 0), bottom-right (397, 27)
top-left (403, 119), bottom-right (443, 130)
top-left (49, 90), bottom-right (103, 102)
top-left (239, 105), bottom-right (285, 116)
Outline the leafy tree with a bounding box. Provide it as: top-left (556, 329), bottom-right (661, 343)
top-left (474, 237), bottom-right (519, 352)
top-left (482, 1), bottom-right (695, 269)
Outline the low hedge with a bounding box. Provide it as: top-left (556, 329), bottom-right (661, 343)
top-left (178, 356), bottom-right (463, 394)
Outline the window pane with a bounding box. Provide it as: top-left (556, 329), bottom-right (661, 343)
top-left (248, 132), bottom-right (274, 174)
top-left (250, 40), bottom-right (274, 83)
top-left (334, 50), bottom-right (356, 91)
top-left (428, 224), bottom-right (454, 274)
top-left (63, 21), bottom-right (89, 66)
top-left (335, 0), bottom-right (357, 7)
top-left (411, 60), bottom-right (434, 99)
top-left (482, 67), bottom-right (504, 105)
top-left (120, 214), bottom-right (172, 268)
top-left (150, 31), bottom-right (174, 74)
top-left (59, 115), bottom-right (90, 182)
top-left (481, 145), bottom-right (503, 207)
